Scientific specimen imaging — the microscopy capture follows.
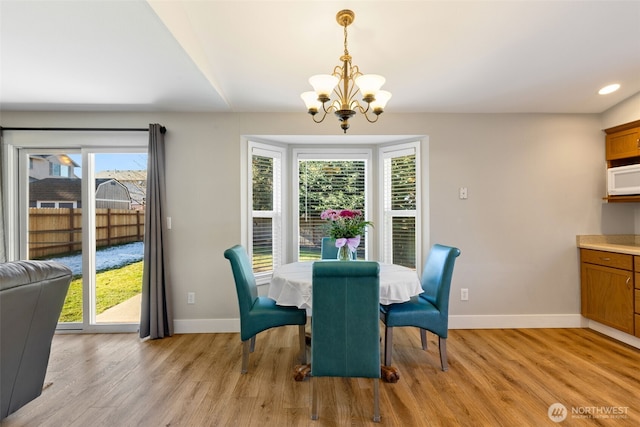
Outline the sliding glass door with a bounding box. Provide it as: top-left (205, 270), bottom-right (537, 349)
top-left (13, 140), bottom-right (147, 332)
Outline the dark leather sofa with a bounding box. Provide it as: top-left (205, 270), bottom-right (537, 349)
top-left (0, 260), bottom-right (72, 420)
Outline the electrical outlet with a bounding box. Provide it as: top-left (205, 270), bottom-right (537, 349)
top-left (460, 288), bottom-right (469, 301)
top-left (187, 292), bottom-right (195, 304)
top-left (459, 187), bottom-right (468, 199)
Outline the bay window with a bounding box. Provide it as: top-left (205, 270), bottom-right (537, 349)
top-left (246, 139), bottom-right (421, 280)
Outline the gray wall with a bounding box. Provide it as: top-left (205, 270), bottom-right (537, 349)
top-left (2, 92), bottom-right (639, 331)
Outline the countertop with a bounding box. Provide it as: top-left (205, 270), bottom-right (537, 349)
top-left (577, 235), bottom-right (640, 256)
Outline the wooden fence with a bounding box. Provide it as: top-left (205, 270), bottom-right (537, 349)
top-left (29, 208), bottom-right (144, 259)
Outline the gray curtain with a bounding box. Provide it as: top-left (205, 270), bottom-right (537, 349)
top-left (140, 124), bottom-right (173, 339)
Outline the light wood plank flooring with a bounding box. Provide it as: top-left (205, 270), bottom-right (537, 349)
top-left (2, 327), bottom-right (639, 426)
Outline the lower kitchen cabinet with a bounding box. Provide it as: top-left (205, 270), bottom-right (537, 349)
top-left (580, 249), bottom-right (634, 335)
top-left (635, 289), bottom-right (640, 338)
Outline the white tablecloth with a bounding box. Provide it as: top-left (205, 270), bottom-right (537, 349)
top-left (268, 261), bottom-right (423, 309)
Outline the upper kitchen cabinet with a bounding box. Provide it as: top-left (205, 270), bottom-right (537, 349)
top-left (605, 120), bottom-right (640, 167)
top-left (604, 120), bottom-right (640, 202)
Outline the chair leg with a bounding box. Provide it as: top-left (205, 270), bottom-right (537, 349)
top-left (311, 377), bottom-right (319, 420)
top-left (420, 328), bottom-right (428, 350)
top-left (241, 339), bottom-right (251, 374)
top-left (249, 336), bottom-right (256, 353)
top-left (373, 378), bottom-right (380, 422)
top-left (384, 326), bottom-right (394, 366)
top-left (298, 324), bottom-right (307, 364)
top-left (438, 336), bottom-right (448, 371)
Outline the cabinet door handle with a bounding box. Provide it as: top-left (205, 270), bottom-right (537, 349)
top-left (600, 257), bottom-right (611, 261)
top-left (626, 276), bottom-right (631, 286)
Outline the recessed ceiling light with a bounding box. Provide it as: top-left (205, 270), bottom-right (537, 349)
top-left (598, 83), bottom-right (621, 95)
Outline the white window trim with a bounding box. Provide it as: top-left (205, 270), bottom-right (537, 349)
top-left (378, 141), bottom-right (422, 268)
top-left (246, 140), bottom-right (288, 285)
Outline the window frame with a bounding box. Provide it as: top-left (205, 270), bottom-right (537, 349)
top-left (246, 140), bottom-right (287, 284)
top-left (293, 148), bottom-right (373, 262)
top-left (378, 141), bottom-right (422, 268)
top-left (242, 138), bottom-right (424, 284)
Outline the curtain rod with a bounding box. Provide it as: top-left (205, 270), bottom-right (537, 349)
top-left (1, 126), bottom-right (166, 134)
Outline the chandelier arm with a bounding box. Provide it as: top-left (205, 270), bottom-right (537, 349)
top-left (346, 64), bottom-right (361, 106)
top-left (361, 110), bottom-right (381, 123)
top-left (333, 85), bottom-right (346, 104)
top-left (353, 101), bottom-right (369, 115)
top-left (311, 110), bottom-right (329, 123)
top-left (322, 101), bottom-right (339, 115)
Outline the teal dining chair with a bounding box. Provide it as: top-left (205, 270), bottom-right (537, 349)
top-left (311, 261), bottom-right (381, 422)
top-left (320, 237), bottom-right (339, 259)
top-left (224, 245), bottom-right (307, 374)
top-left (379, 244), bottom-right (461, 371)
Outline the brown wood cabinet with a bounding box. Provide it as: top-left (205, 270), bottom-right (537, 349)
top-left (635, 290), bottom-right (640, 338)
top-left (636, 257), bottom-right (640, 338)
top-left (604, 120), bottom-right (640, 203)
top-left (580, 249), bottom-right (634, 334)
top-left (606, 125), bottom-right (640, 163)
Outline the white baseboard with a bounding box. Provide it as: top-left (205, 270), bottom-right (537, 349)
top-left (585, 320), bottom-right (640, 349)
top-left (448, 314), bottom-right (587, 329)
top-left (173, 318), bottom-right (239, 334)
top-left (173, 314), bottom-right (585, 334)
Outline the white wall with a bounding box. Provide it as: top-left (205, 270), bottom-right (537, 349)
top-left (1, 107), bottom-right (638, 331)
top-left (601, 92), bottom-right (640, 129)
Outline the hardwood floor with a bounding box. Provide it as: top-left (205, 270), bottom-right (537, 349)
top-left (3, 327), bottom-right (639, 426)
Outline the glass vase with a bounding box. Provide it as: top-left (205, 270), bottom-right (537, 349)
top-left (337, 245), bottom-right (357, 261)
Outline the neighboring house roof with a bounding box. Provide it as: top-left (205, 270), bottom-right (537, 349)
top-left (96, 170), bottom-right (146, 182)
top-left (29, 178), bottom-right (120, 202)
top-left (31, 154), bottom-right (80, 168)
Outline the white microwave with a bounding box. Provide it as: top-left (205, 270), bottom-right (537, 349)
top-left (607, 164), bottom-right (640, 195)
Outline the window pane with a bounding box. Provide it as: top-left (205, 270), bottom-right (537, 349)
top-left (392, 217), bottom-right (416, 268)
top-left (251, 148), bottom-right (282, 274)
top-left (383, 149), bottom-right (418, 267)
top-left (253, 155), bottom-right (273, 211)
top-left (299, 160), bottom-right (367, 260)
top-left (29, 153), bottom-right (83, 323)
top-left (94, 153), bottom-right (146, 324)
top-left (391, 155), bottom-right (416, 210)
top-left (253, 217), bottom-right (273, 272)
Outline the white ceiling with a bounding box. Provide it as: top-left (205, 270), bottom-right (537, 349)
top-left (1, 0), bottom-right (639, 114)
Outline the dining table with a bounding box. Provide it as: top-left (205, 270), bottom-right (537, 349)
top-left (268, 260), bottom-right (422, 383)
top-left (268, 260), bottom-right (423, 310)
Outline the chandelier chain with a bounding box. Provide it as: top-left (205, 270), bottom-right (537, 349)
top-left (343, 23), bottom-right (349, 57)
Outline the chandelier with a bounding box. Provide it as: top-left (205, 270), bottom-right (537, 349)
top-left (301, 10), bottom-right (391, 134)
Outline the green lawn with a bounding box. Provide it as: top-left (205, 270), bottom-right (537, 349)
top-left (59, 261), bottom-right (143, 323)
top-left (60, 248), bottom-right (321, 322)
